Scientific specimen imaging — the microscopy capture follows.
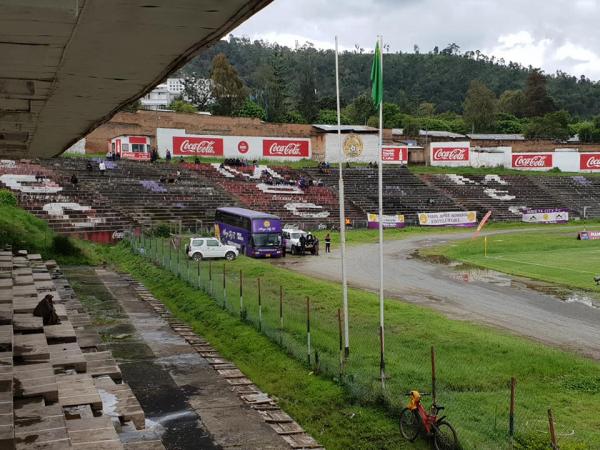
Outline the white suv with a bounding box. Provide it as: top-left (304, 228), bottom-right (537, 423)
top-left (282, 228), bottom-right (307, 255)
top-left (186, 237), bottom-right (239, 261)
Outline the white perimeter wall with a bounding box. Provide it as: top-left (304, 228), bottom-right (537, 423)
top-left (156, 128), bottom-right (311, 161)
top-left (470, 147), bottom-right (511, 168)
top-left (323, 133), bottom-right (380, 163)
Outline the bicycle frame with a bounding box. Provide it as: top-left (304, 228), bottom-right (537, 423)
top-left (408, 392), bottom-right (439, 435)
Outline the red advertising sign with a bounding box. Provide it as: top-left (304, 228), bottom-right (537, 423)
top-left (512, 153), bottom-right (553, 169)
top-left (238, 140), bottom-right (249, 154)
top-left (381, 146), bottom-right (408, 163)
top-left (262, 139), bottom-right (310, 158)
top-left (432, 146), bottom-right (469, 161)
top-left (129, 136), bottom-right (148, 144)
top-left (115, 139), bottom-right (121, 155)
top-left (580, 153), bottom-right (600, 170)
top-left (173, 136), bottom-right (224, 156)
top-left (122, 151), bottom-right (150, 161)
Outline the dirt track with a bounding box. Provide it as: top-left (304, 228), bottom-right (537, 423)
top-left (284, 230), bottom-right (600, 360)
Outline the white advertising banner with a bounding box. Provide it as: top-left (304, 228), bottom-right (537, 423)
top-left (156, 128), bottom-right (311, 161)
top-left (430, 141), bottom-right (471, 167)
top-left (521, 208), bottom-right (569, 224)
top-left (418, 211), bottom-right (477, 227)
top-left (324, 133), bottom-right (380, 163)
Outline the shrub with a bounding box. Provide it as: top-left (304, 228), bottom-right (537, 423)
top-left (150, 223), bottom-right (171, 238)
top-left (0, 190), bottom-right (16, 207)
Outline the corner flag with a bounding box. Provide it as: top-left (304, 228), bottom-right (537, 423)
top-left (371, 41), bottom-right (383, 107)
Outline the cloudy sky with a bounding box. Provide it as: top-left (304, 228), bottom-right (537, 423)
top-left (234, 0), bottom-right (600, 80)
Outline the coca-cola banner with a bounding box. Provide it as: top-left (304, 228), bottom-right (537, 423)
top-left (430, 142), bottom-right (470, 166)
top-left (580, 153), bottom-right (600, 171)
top-left (158, 129), bottom-right (311, 160)
top-left (172, 136), bottom-right (224, 156)
top-left (418, 211), bottom-right (477, 227)
top-left (511, 153), bottom-right (553, 170)
top-left (262, 139), bottom-right (310, 158)
top-left (381, 146), bottom-right (408, 164)
top-left (521, 208), bottom-right (569, 224)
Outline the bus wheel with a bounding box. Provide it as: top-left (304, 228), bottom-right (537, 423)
top-left (192, 253), bottom-right (203, 261)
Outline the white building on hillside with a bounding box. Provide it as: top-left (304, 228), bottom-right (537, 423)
top-left (140, 77), bottom-right (212, 111)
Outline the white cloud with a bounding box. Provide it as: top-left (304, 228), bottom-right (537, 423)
top-left (234, 0), bottom-right (600, 80)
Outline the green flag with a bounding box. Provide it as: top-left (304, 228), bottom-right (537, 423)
top-left (371, 40), bottom-right (382, 107)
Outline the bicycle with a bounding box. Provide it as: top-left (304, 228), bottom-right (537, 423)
top-left (399, 391), bottom-right (458, 450)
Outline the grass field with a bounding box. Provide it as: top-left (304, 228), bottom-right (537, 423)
top-left (102, 236), bottom-right (600, 449)
top-left (422, 227), bottom-right (600, 292)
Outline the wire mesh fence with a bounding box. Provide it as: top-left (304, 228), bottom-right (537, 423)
top-left (127, 232), bottom-right (585, 449)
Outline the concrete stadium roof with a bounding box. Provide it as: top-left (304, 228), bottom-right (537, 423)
top-left (0, 0), bottom-right (271, 159)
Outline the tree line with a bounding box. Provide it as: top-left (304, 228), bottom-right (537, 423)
top-left (164, 36), bottom-right (600, 142)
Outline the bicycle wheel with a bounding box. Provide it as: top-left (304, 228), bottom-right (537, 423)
top-left (399, 408), bottom-right (420, 442)
top-left (433, 420), bottom-right (458, 450)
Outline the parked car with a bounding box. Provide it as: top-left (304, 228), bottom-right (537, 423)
top-left (282, 228), bottom-right (319, 255)
top-left (186, 237), bottom-right (239, 261)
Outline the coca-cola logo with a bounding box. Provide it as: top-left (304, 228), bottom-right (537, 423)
top-left (580, 154), bottom-right (600, 170)
top-left (382, 146), bottom-right (408, 163)
top-left (172, 136), bottom-right (224, 156)
top-left (262, 139), bottom-right (310, 158)
top-left (432, 147), bottom-right (469, 161)
top-left (512, 154), bottom-right (552, 168)
top-left (238, 141), bottom-right (249, 154)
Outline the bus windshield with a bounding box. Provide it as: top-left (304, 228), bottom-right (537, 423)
top-left (252, 233), bottom-right (280, 248)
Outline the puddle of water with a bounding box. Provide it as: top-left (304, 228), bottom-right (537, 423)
top-left (448, 268), bottom-right (512, 287)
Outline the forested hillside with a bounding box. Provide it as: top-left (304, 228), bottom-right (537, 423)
top-left (181, 36), bottom-right (600, 119)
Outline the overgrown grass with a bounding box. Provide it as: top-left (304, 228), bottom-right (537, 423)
top-left (422, 228), bottom-right (600, 292)
top-left (98, 243), bottom-right (421, 450)
top-left (106, 237), bottom-right (600, 449)
top-left (0, 204), bottom-right (99, 265)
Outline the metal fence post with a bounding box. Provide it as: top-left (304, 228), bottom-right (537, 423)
top-left (279, 285), bottom-right (283, 345)
top-left (258, 278), bottom-right (262, 332)
top-left (223, 263), bottom-right (227, 309)
top-left (509, 377), bottom-right (516, 441)
top-left (306, 296), bottom-right (311, 366)
top-left (239, 270), bottom-right (244, 318)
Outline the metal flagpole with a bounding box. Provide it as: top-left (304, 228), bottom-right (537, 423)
top-left (335, 36), bottom-right (350, 357)
top-left (377, 34), bottom-right (385, 388)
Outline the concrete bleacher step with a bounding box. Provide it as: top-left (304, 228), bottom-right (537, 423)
top-left (93, 377), bottom-right (145, 430)
top-left (14, 400), bottom-right (71, 450)
top-left (66, 416), bottom-right (123, 450)
top-left (13, 363), bottom-right (58, 402)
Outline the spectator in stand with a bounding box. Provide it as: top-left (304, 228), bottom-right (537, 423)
top-left (99, 160), bottom-right (106, 176)
top-left (86, 161), bottom-right (93, 172)
top-left (324, 233), bottom-right (331, 253)
top-left (166, 149), bottom-right (172, 161)
top-left (70, 173), bottom-right (78, 188)
top-left (179, 156), bottom-right (184, 164)
top-left (35, 172), bottom-right (43, 182)
top-left (194, 156), bottom-right (200, 166)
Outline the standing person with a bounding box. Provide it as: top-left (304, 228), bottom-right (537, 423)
top-left (99, 160), bottom-right (106, 176)
top-left (325, 233), bottom-right (331, 253)
top-left (299, 234), bottom-right (306, 255)
top-left (166, 149), bottom-right (172, 162)
top-left (70, 173), bottom-right (78, 189)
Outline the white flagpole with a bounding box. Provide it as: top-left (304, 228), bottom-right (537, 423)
top-left (377, 35), bottom-right (385, 388)
top-left (335, 36), bottom-right (350, 357)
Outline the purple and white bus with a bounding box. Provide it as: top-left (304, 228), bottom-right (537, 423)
top-left (215, 207), bottom-right (283, 258)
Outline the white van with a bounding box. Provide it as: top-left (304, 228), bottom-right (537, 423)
top-left (186, 237), bottom-right (239, 261)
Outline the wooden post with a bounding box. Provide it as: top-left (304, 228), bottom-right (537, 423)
top-left (209, 261), bottom-right (213, 296)
top-left (239, 270), bottom-right (244, 318)
top-left (338, 308), bottom-right (343, 378)
top-left (509, 377), bottom-right (516, 440)
top-left (223, 263), bottom-right (227, 309)
top-left (484, 236), bottom-right (488, 257)
top-left (169, 240), bottom-right (172, 270)
top-left (306, 297), bottom-right (311, 366)
top-left (548, 409), bottom-right (559, 450)
top-left (197, 260), bottom-right (201, 289)
top-left (279, 285), bottom-right (283, 345)
top-left (431, 346), bottom-right (437, 407)
top-left (258, 278), bottom-right (262, 331)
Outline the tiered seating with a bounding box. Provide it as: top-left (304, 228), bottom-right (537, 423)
top-left (306, 167), bottom-right (460, 224)
top-left (419, 173), bottom-right (572, 220)
top-left (532, 176), bottom-right (600, 218)
top-left (0, 248), bottom-right (161, 449)
top-left (0, 161), bottom-right (132, 235)
top-left (189, 163), bottom-right (363, 228)
top-left (40, 159), bottom-right (237, 232)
